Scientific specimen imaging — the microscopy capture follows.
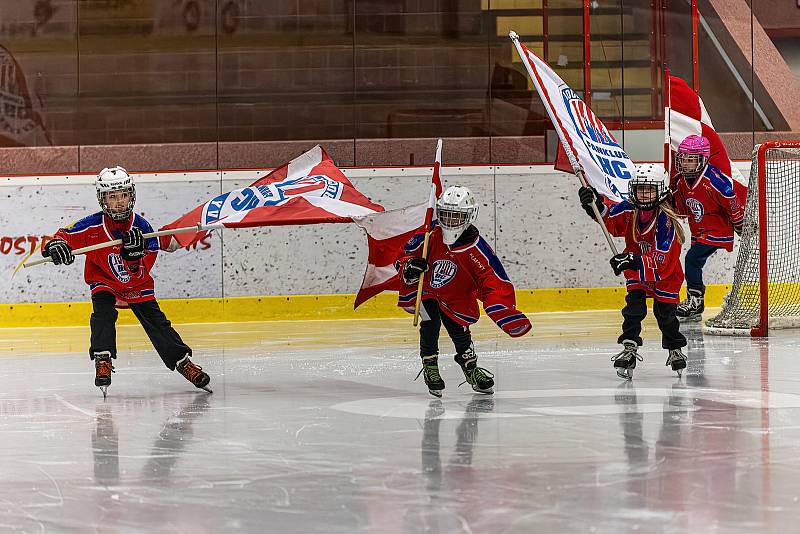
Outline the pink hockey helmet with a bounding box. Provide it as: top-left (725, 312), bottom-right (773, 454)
top-left (677, 135), bottom-right (711, 156)
top-left (676, 135), bottom-right (710, 181)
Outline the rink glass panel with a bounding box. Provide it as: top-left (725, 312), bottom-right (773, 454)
top-left (0, 1), bottom-right (794, 166)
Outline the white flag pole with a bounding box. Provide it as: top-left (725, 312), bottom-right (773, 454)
top-left (509, 31), bottom-right (618, 256)
top-left (24, 224), bottom-right (211, 268)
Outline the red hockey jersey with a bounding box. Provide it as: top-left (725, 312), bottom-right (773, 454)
top-left (53, 212), bottom-right (160, 304)
top-left (671, 164), bottom-right (746, 251)
top-left (602, 201), bottom-right (684, 304)
top-left (397, 225), bottom-right (531, 337)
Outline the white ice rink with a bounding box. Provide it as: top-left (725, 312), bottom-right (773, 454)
top-left (2, 310), bottom-right (800, 533)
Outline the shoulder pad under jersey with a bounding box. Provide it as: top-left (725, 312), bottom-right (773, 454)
top-left (63, 212), bottom-right (104, 233)
top-left (705, 165), bottom-right (735, 197)
top-left (655, 211), bottom-right (676, 252)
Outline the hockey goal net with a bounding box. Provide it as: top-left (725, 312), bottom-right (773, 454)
top-left (706, 141), bottom-right (800, 336)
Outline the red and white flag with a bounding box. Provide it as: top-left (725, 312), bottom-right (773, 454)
top-left (422, 138), bottom-right (444, 233)
top-left (160, 145), bottom-right (384, 248)
top-left (666, 75), bottom-right (745, 184)
top-left (353, 139), bottom-right (444, 308)
top-left (352, 202), bottom-right (429, 309)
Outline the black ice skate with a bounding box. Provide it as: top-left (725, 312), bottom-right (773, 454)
top-left (416, 355), bottom-right (445, 398)
top-left (665, 348), bottom-right (687, 377)
top-left (176, 356), bottom-right (212, 393)
top-left (454, 346), bottom-right (494, 395)
top-left (611, 340), bottom-right (642, 380)
top-left (676, 289), bottom-right (704, 322)
top-left (93, 351), bottom-right (115, 399)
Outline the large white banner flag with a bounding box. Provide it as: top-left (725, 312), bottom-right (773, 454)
top-left (509, 32), bottom-right (635, 202)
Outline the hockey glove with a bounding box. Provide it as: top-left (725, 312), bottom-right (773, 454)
top-left (43, 238), bottom-right (75, 266)
top-left (579, 186), bottom-right (605, 220)
top-left (402, 257), bottom-right (429, 285)
top-left (610, 252), bottom-right (642, 276)
top-left (121, 228), bottom-right (146, 261)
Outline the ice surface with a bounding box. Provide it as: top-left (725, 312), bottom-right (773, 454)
top-left (1, 311), bottom-right (799, 533)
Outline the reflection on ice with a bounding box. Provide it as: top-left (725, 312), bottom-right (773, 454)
top-left (0, 312), bottom-right (797, 532)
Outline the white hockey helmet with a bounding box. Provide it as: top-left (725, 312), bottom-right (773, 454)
top-left (629, 163), bottom-right (668, 210)
top-left (96, 166), bottom-right (135, 221)
top-left (436, 185), bottom-right (479, 245)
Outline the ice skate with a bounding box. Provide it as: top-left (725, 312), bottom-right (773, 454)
top-left (676, 289), bottom-right (704, 322)
top-left (416, 355), bottom-right (445, 398)
top-left (665, 348), bottom-right (687, 377)
top-left (93, 351), bottom-right (115, 399)
top-left (176, 356), bottom-right (212, 393)
top-left (611, 340), bottom-right (642, 380)
top-left (454, 346), bottom-right (494, 395)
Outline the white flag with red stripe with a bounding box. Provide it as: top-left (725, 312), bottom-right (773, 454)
top-left (353, 139), bottom-right (444, 308)
top-left (160, 145), bottom-right (384, 248)
top-left (510, 33), bottom-right (635, 202)
top-left (352, 202), bottom-right (428, 309)
top-left (666, 75), bottom-right (745, 183)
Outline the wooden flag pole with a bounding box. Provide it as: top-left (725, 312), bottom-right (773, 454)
top-left (24, 224), bottom-right (209, 268)
top-left (411, 232), bottom-right (432, 327)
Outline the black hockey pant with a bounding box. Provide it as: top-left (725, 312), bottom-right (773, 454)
top-left (419, 299), bottom-right (473, 358)
top-left (89, 291), bottom-right (191, 370)
top-left (618, 289), bottom-right (687, 350)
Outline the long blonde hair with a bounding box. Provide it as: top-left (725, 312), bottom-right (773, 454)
top-left (631, 202), bottom-right (685, 246)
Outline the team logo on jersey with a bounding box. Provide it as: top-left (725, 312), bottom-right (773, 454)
top-left (108, 253), bottom-right (131, 283)
top-left (686, 198), bottom-right (704, 222)
top-left (202, 174), bottom-right (343, 225)
top-left (430, 259), bottom-right (457, 289)
top-left (639, 241), bottom-right (652, 255)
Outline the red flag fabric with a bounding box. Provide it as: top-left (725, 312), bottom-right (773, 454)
top-left (352, 202), bottom-right (428, 309)
top-left (160, 145), bottom-right (384, 248)
top-left (667, 75), bottom-right (746, 190)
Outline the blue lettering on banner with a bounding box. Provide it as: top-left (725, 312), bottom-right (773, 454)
top-left (561, 87), bottom-right (633, 197)
top-left (598, 156), bottom-right (615, 176)
top-left (202, 174), bottom-right (343, 225)
top-left (611, 160), bottom-right (632, 179)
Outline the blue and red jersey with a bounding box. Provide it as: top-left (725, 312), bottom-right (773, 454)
top-left (672, 164), bottom-right (746, 251)
top-left (397, 225), bottom-right (531, 337)
top-left (602, 201), bottom-right (685, 304)
top-left (54, 212), bottom-right (160, 304)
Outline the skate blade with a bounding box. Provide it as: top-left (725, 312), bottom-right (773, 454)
top-left (99, 386), bottom-right (108, 400)
top-left (616, 368), bottom-right (633, 381)
top-left (200, 386), bottom-right (213, 393)
top-left (678, 314), bottom-right (702, 323)
top-left (428, 389), bottom-right (443, 398)
top-left (471, 386), bottom-right (494, 395)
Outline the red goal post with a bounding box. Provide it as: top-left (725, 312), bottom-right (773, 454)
top-left (705, 140), bottom-right (800, 336)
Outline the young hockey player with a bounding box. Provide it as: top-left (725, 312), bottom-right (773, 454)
top-left (42, 166), bottom-right (211, 397)
top-left (398, 185), bottom-right (532, 397)
top-left (579, 164), bottom-right (688, 380)
top-left (670, 135), bottom-right (746, 321)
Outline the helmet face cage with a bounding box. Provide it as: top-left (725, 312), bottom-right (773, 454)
top-left (675, 152), bottom-right (707, 181)
top-left (96, 167), bottom-right (135, 222)
top-left (630, 179), bottom-right (666, 210)
top-left (98, 186), bottom-right (136, 221)
top-left (437, 206), bottom-right (472, 230)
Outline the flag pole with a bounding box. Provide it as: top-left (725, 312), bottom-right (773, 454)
top-left (24, 224), bottom-right (211, 268)
top-left (664, 67), bottom-right (674, 187)
top-left (412, 138), bottom-right (443, 327)
top-left (509, 31), bottom-right (618, 255)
